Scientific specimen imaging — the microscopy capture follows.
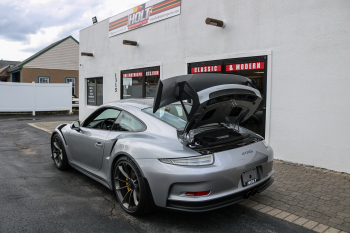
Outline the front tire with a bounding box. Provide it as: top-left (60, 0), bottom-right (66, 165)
top-left (51, 134), bottom-right (70, 170)
top-left (113, 156), bottom-right (152, 215)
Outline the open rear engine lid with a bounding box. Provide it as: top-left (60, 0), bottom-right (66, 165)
top-left (153, 74), bottom-right (262, 133)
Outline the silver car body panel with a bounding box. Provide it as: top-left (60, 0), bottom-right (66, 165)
top-left (136, 141), bottom-right (273, 207)
top-left (51, 83), bottom-right (274, 211)
top-left (67, 128), bottom-right (107, 171)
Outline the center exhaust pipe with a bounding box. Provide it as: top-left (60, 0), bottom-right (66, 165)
top-left (252, 188), bottom-right (258, 196)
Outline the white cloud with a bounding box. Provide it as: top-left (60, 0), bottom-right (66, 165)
top-left (0, 0), bottom-right (146, 61)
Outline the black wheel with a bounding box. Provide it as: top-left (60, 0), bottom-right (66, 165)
top-left (113, 156), bottom-right (152, 215)
top-left (51, 134), bottom-right (70, 170)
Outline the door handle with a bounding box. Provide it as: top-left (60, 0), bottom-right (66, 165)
top-left (95, 142), bottom-right (103, 148)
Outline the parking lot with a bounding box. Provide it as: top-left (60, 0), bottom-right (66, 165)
top-left (0, 115), bottom-right (348, 233)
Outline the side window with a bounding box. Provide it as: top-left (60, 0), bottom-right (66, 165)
top-left (112, 112), bottom-right (144, 132)
top-left (87, 77), bottom-right (103, 106)
top-left (83, 108), bottom-right (121, 130)
top-left (38, 76), bottom-right (50, 83)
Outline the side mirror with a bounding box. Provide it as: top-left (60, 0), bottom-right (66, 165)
top-left (71, 121), bottom-right (81, 131)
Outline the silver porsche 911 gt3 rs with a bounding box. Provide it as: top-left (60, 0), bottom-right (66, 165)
top-left (51, 74), bottom-right (274, 215)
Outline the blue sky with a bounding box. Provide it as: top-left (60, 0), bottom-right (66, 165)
top-left (0, 0), bottom-right (145, 61)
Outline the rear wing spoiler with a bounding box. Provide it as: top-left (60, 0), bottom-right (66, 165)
top-left (153, 73), bottom-right (257, 120)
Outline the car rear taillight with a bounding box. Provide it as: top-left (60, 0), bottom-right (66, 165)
top-left (185, 191), bottom-right (210, 196)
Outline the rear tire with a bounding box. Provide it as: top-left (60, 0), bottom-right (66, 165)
top-left (51, 134), bottom-right (70, 170)
top-left (113, 156), bottom-right (153, 215)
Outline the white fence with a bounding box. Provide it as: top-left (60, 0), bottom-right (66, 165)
top-left (0, 82), bottom-right (72, 116)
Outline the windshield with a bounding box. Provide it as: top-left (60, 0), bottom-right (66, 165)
top-left (143, 104), bottom-right (192, 129)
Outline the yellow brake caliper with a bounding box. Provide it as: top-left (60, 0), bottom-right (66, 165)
top-left (126, 178), bottom-right (130, 191)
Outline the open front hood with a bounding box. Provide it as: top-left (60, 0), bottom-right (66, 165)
top-left (153, 74), bottom-right (262, 133)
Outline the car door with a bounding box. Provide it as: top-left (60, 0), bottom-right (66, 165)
top-left (105, 111), bottom-right (146, 155)
top-left (68, 108), bottom-right (121, 171)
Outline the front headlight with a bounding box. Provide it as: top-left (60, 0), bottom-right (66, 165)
top-left (159, 154), bottom-right (214, 166)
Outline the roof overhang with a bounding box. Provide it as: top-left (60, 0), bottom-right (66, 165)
top-left (8, 67), bottom-right (21, 72)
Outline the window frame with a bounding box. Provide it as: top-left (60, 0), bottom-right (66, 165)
top-left (111, 110), bottom-right (147, 132)
top-left (87, 77), bottom-right (103, 106)
top-left (81, 107), bottom-right (122, 131)
top-left (120, 66), bottom-right (160, 100)
top-left (66, 77), bottom-right (76, 96)
top-left (142, 104), bottom-right (190, 130)
top-left (81, 107), bottom-right (146, 132)
top-left (38, 76), bottom-right (50, 83)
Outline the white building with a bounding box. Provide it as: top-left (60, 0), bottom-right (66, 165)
top-left (79, 0), bottom-right (350, 173)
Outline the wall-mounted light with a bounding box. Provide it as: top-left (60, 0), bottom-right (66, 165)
top-left (123, 40), bottom-right (138, 46)
top-left (92, 16), bottom-right (98, 24)
top-left (81, 52), bottom-right (94, 57)
top-left (205, 18), bottom-right (225, 28)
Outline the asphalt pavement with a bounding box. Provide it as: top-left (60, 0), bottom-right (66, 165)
top-left (0, 115), bottom-right (316, 233)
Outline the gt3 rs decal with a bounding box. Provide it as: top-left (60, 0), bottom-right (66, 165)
top-left (242, 150), bottom-right (253, 155)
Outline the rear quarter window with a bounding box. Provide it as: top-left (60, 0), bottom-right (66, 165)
top-left (112, 112), bottom-right (145, 132)
top-left (142, 104), bottom-right (191, 129)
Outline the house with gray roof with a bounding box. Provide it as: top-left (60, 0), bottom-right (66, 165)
top-left (0, 60), bottom-right (20, 69)
top-left (7, 35), bottom-right (80, 97)
top-left (0, 65), bottom-right (16, 82)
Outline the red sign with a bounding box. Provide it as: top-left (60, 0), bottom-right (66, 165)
top-left (145, 70), bottom-right (159, 76)
top-left (109, 0), bottom-right (181, 37)
top-left (128, 4), bottom-right (152, 30)
top-left (226, 62), bottom-right (264, 71)
top-left (122, 72), bottom-right (143, 78)
top-left (191, 65), bottom-right (221, 74)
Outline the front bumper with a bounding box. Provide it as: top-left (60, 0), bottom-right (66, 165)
top-left (137, 142), bottom-right (274, 211)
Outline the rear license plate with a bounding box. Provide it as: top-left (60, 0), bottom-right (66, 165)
top-left (242, 167), bottom-right (259, 187)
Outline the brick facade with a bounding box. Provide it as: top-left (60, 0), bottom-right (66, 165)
top-left (20, 68), bottom-right (79, 97)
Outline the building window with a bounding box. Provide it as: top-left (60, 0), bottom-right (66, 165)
top-left (121, 66), bottom-right (160, 99)
top-left (87, 77), bottom-right (103, 106)
top-left (66, 77), bottom-right (76, 97)
top-left (38, 76), bottom-right (50, 83)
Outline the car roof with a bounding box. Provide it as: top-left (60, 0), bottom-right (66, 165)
top-left (103, 98), bottom-right (155, 110)
top-left (102, 98), bottom-right (188, 112)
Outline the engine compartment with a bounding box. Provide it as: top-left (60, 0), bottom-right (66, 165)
top-left (193, 128), bottom-right (249, 147)
top-left (181, 125), bottom-right (262, 154)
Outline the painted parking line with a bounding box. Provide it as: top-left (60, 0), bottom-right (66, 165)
top-left (28, 121), bottom-right (68, 134)
top-left (239, 199), bottom-right (346, 233)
